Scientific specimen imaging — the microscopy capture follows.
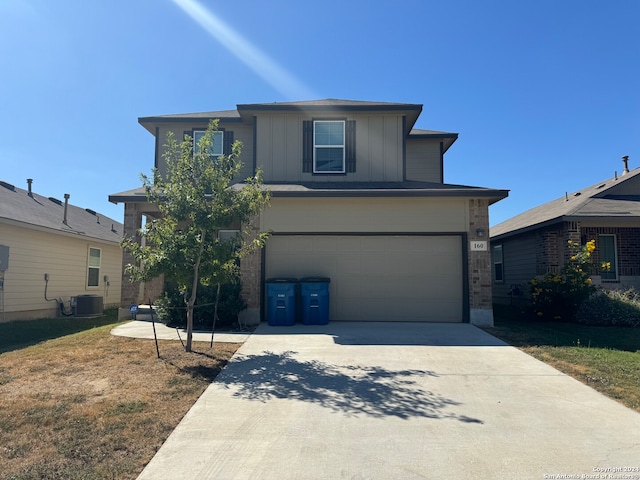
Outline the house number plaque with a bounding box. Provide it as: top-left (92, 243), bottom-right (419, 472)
top-left (470, 241), bottom-right (488, 251)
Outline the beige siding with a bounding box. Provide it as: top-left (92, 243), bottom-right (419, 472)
top-left (266, 235), bottom-right (463, 322)
top-left (256, 113), bottom-right (405, 183)
top-left (262, 197), bottom-right (468, 233)
top-left (155, 123), bottom-right (255, 182)
top-left (406, 139), bottom-right (442, 182)
top-left (0, 222), bottom-right (122, 321)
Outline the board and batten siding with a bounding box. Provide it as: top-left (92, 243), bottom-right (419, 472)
top-left (492, 232), bottom-right (537, 304)
top-left (155, 123), bottom-right (255, 182)
top-left (262, 197), bottom-right (469, 233)
top-left (0, 223), bottom-right (122, 321)
top-left (405, 139), bottom-right (442, 183)
top-left (256, 113), bottom-right (404, 183)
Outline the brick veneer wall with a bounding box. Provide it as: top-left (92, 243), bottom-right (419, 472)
top-left (468, 199), bottom-right (493, 324)
top-left (239, 215), bottom-right (263, 323)
top-left (120, 203), bottom-right (143, 308)
top-left (119, 202), bottom-right (164, 310)
top-left (582, 226), bottom-right (640, 277)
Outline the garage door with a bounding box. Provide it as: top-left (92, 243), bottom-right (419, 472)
top-left (265, 235), bottom-right (464, 322)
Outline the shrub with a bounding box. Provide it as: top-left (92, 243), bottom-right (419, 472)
top-left (530, 239), bottom-right (599, 321)
top-left (156, 280), bottom-right (246, 330)
top-left (577, 287), bottom-right (640, 327)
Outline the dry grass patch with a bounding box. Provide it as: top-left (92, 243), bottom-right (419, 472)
top-left (0, 324), bottom-right (240, 480)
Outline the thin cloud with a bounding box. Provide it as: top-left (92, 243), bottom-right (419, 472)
top-left (171, 0), bottom-right (317, 100)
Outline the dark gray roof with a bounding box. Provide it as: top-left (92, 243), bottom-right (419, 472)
top-left (237, 98), bottom-right (422, 110)
top-left (110, 181), bottom-right (507, 204)
top-left (409, 128), bottom-right (457, 137)
top-left (491, 168), bottom-right (640, 240)
top-left (259, 182), bottom-right (507, 203)
top-left (0, 180), bottom-right (123, 242)
top-left (139, 99), bottom-right (428, 134)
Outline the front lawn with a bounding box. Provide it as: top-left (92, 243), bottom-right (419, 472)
top-left (0, 311), bottom-right (240, 479)
top-left (484, 304), bottom-right (640, 413)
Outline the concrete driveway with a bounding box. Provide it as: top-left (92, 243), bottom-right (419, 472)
top-left (137, 322), bottom-right (640, 479)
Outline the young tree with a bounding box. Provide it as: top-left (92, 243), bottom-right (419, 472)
top-left (123, 120), bottom-right (270, 352)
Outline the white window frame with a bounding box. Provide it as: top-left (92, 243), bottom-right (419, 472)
top-left (599, 234), bottom-right (618, 281)
top-left (194, 130), bottom-right (224, 158)
top-left (313, 120), bottom-right (345, 174)
top-left (87, 247), bottom-right (101, 288)
top-left (492, 244), bottom-right (504, 283)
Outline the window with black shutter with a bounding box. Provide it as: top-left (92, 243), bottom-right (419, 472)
top-left (302, 120), bottom-right (356, 173)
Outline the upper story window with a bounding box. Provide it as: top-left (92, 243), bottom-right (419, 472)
top-left (314, 121), bottom-right (345, 173)
top-left (303, 120), bottom-right (356, 174)
top-left (193, 130), bottom-right (224, 158)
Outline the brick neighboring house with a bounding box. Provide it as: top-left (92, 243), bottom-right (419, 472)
top-left (110, 99), bottom-right (508, 326)
top-left (491, 160), bottom-right (640, 305)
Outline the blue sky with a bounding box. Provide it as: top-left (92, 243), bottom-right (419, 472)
top-left (1, 0), bottom-right (638, 227)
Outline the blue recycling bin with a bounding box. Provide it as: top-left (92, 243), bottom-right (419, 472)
top-left (265, 278), bottom-right (298, 326)
top-left (299, 277), bottom-right (331, 325)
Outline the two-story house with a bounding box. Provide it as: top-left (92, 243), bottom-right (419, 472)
top-left (109, 99), bottom-right (508, 326)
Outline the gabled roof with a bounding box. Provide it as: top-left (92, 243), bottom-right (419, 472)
top-left (0, 180), bottom-right (123, 243)
top-left (491, 168), bottom-right (640, 241)
top-left (138, 99), bottom-right (426, 135)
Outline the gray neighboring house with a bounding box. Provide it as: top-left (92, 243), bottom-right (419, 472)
top-left (491, 161), bottom-right (640, 305)
top-left (110, 99), bottom-right (508, 326)
top-left (0, 179), bottom-right (123, 321)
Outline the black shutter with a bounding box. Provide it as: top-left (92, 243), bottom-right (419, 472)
top-left (302, 120), bottom-right (313, 173)
top-left (345, 120), bottom-right (356, 173)
top-left (223, 130), bottom-right (234, 155)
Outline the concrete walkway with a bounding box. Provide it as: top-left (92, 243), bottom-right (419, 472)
top-left (137, 322), bottom-right (640, 479)
top-left (111, 320), bottom-right (253, 343)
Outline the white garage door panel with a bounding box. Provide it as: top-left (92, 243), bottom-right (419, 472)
top-left (266, 235), bottom-right (463, 322)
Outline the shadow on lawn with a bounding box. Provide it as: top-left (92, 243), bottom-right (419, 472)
top-left (490, 305), bottom-right (640, 352)
top-left (216, 350), bottom-right (483, 423)
top-left (0, 310), bottom-right (120, 354)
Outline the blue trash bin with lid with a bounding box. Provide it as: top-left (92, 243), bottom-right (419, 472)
top-left (265, 278), bottom-right (297, 326)
top-left (299, 277), bottom-right (330, 325)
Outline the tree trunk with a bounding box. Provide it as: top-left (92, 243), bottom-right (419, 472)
top-left (185, 229), bottom-right (206, 353)
top-left (185, 298), bottom-right (195, 352)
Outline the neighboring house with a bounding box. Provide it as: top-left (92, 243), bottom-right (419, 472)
top-left (0, 179), bottom-right (123, 322)
top-left (109, 99), bottom-right (508, 325)
top-left (491, 161), bottom-right (640, 305)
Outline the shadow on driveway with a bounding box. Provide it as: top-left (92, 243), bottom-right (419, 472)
top-left (217, 350), bottom-right (483, 423)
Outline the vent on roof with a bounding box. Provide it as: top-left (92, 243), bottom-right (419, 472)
top-left (85, 208), bottom-right (97, 216)
top-left (48, 197), bottom-right (63, 206)
top-left (597, 184), bottom-right (606, 189)
top-left (0, 181), bottom-right (16, 192)
top-left (574, 192), bottom-right (582, 197)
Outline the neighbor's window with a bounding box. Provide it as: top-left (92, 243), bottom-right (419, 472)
top-left (194, 130), bottom-right (224, 158)
top-left (314, 120), bottom-right (345, 173)
top-left (599, 234), bottom-right (618, 281)
top-left (87, 247), bottom-right (101, 287)
top-left (492, 244), bottom-right (504, 283)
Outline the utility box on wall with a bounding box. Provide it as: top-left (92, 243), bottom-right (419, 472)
top-left (0, 245), bottom-right (8, 272)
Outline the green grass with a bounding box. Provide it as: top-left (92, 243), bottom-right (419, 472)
top-left (485, 304), bottom-right (640, 412)
top-left (0, 308), bottom-right (121, 353)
